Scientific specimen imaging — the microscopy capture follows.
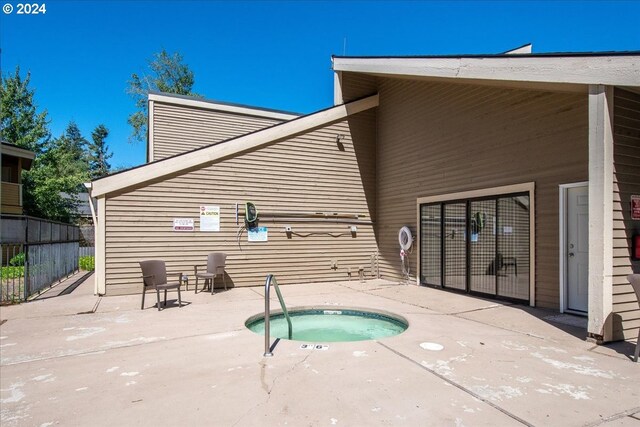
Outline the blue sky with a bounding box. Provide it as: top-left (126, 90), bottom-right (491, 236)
top-left (2, 1), bottom-right (639, 169)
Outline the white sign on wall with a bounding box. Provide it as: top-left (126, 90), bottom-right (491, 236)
top-left (200, 206), bottom-right (220, 231)
top-left (247, 226), bottom-right (268, 242)
top-left (173, 218), bottom-right (194, 231)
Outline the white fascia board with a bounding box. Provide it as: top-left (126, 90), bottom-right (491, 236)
top-left (148, 93), bottom-right (300, 121)
top-left (91, 94), bottom-right (379, 197)
top-left (333, 56), bottom-right (640, 87)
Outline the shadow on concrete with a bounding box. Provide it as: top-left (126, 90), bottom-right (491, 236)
top-left (31, 270), bottom-right (94, 300)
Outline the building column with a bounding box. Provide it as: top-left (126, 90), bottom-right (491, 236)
top-left (334, 71), bottom-right (343, 105)
top-left (588, 85), bottom-right (614, 342)
top-left (95, 196), bottom-right (106, 295)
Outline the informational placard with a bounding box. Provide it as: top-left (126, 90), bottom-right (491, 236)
top-left (173, 218), bottom-right (194, 231)
top-left (247, 226), bottom-right (268, 242)
top-left (200, 206), bottom-right (220, 231)
top-left (632, 195), bottom-right (640, 221)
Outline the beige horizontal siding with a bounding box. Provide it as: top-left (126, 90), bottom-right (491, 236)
top-left (1, 182), bottom-right (22, 214)
top-left (152, 102), bottom-right (286, 161)
top-left (612, 88), bottom-right (640, 341)
top-left (340, 72), bottom-right (378, 103)
top-left (104, 116), bottom-right (378, 295)
top-left (368, 77), bottom-right (588, 309)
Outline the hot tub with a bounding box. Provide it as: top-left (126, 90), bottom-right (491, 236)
top-left (246, 307), bottom-right (408, 342)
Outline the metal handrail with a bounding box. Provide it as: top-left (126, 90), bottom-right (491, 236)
top-left (264, 274), bottom-right (292, 357)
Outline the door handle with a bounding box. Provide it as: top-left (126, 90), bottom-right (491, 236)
top-left (569, 252), bottom-right (575, 257)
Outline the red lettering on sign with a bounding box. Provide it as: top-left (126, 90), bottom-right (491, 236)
top-left (632, 196), bottom-right (640, 221)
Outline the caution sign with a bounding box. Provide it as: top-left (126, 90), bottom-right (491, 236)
top-left (200, 206), bottom-right (220, 231)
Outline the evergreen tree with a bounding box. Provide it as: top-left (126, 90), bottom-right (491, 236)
top-left (23, 123), bottom-right (90, 222)
top-left (127, 49), bottom-right (199, 143)
top-left (0, 66), bottom-right (50, 152)
top-left (59, 121), bottom-right (88, 161)
top-left (2, 68), bottom-right (92, 222)
top-left (87, 124), bottom-right (112, 179)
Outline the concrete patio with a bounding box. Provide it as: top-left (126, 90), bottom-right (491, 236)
top-left (1, 276), bottom-right (638, 426)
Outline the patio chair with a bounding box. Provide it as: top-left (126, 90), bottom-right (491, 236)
top-left (627, 274), bottom-right (640, 362)
top-left (194, 253), bottom-right (227, 294)
top-left (486, 252), bottom-right (518, 276)
top-left (139, 260), bottom-right (183, 311)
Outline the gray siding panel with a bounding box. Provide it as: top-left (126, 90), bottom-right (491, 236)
top-left (371, 77), bottom-right (588, 309)
top-left (104, 118), bottom-right (378, 295)
top-left (152, 102), bottom-right (285, 160)
top-left (612, 88), bottom-right (640, 341)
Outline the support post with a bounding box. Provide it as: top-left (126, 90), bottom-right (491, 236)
top-left (587, 85), bottom-right (614, 343)
top-left (334, 71), bottom-right (343, 105)
top-left (95, 196), bottom-right (107, 295)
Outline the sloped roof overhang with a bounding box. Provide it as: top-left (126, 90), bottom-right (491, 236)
top-left (333, 53), bottom-right (640, 92)
top-left (1, 142), bottom-right (36, 170)
top-left (91, 94), bottom-right (379, 198)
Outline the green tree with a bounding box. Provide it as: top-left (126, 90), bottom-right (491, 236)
top-left (23, 123), bottom-right (90, 222)
top-left (1, 68), bottom-right (92, 222)
top-left (0, 66), bottom-right (50, 152)
top-left (87, 124), bottom-right (112, 179)
top-left (127, 49), bottom-right (199, 143)
top-left (59, 121), bottom-right (88, 160)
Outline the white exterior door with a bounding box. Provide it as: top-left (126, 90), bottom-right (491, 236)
top-left (566, 185), bottom-right (589, 313)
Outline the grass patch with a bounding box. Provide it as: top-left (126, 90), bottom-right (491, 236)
top-left (79, 256), bottom-right (95, 271)
top-left (1, 266), bottom-right (24, 280)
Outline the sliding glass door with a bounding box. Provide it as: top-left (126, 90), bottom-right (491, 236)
top-left (419, 192), bottom-right (530, 303)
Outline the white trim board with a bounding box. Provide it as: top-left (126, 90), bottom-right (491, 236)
top-left (91, 94), bottom-right (379, 197)
top-left (95, 196), bottom-right (106, 295)
top-left (558, 181), bottom-right (589, 315)
top-left (416, 182), bottom-right (536, 307)
top-left (333, 55), bottom-right (640, 87)
top-left (148, 93), bottom-right (300, 121)
top-left (147, 99), bottom-right (155, 162)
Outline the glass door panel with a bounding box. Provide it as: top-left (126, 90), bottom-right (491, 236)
top-left (443, 203), bottom-right (466, 291)
top-left (420, 204), bottom-right (442, 286)
top-left (496, 196), bottom-right (530, 300)
top-left (469, 200), bottom-right (497, 295)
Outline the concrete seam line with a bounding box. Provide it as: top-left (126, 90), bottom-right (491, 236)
top-left (582, 407), bottom-right (640, 427)
top-left (1, 328), bottom-right (247, 367)
top-left (91, 297), bottom-right (102, 313)
top-left (451, 303), bottom-right (515, 315)
top-left (377, 341), bottom-right (534, 427)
